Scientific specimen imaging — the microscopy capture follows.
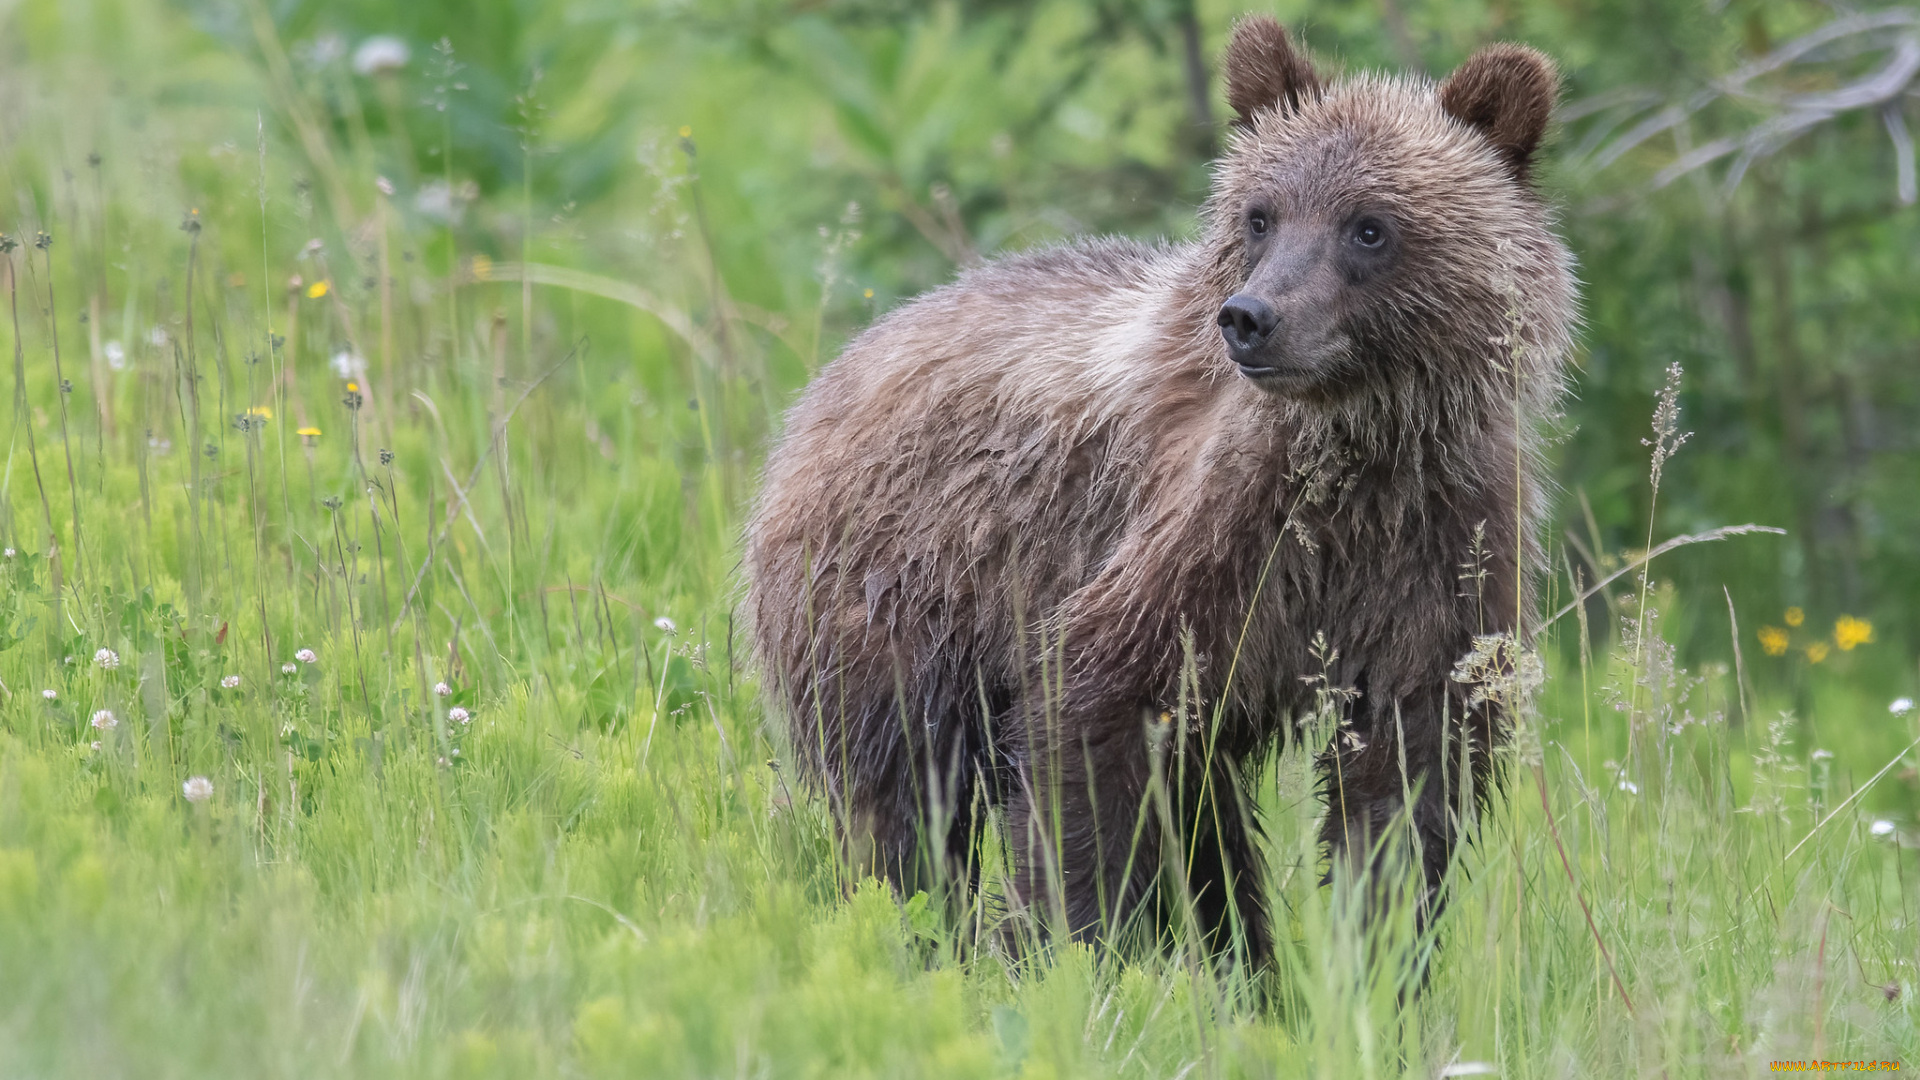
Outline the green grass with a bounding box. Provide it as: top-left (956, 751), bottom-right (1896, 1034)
top-left (0, 5), bottom-right (1917, 1076)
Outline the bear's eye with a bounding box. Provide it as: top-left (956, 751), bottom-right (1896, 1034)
top-left (1353, 219), bottom-right (1386, 248)
top-left (1247, 210), bottom-right (1270, 238)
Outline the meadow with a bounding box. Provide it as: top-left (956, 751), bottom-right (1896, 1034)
top-left (0, 1), bottom-right (1916, 1075)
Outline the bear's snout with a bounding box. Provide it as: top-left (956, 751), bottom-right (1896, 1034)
top-left (1217, 294), bottom-right (1279, 363)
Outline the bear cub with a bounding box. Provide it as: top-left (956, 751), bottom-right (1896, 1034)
top-left (747, 16), bottom-right (1574, 967)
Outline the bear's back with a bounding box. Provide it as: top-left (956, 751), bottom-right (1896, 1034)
top-left (746, 235), bottom-right (1235, 697)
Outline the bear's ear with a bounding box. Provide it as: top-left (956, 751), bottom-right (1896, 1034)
top-left (1439, 44), bottom-right (1559, 184)
top-left (1223, 15), bottom-right (1321, 128)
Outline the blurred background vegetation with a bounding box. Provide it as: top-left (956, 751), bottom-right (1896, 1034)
top-left (5, 0), bottom-right (1917, 686)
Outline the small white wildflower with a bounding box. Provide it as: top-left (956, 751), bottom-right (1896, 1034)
top-left (1617, 779), bottom-right (1639, 795)
top-left (41, 688), bottom-right (55, 700)
top-left (3, 548), bottom-right (13, 558)
top-left (94, 648), bottom-right (120, 670)
top-left (1812, 748), bottom-right (1834, 761)
top-left (148, 325), bottom-right (169, 347)
top-left (434, 681), bottom-right (452, 697)
top-left (89, 740), bottom-right (101, 751)
top-left (328, 349), bottom-right (367, 380)
top-left (448, 706), bottom-right (471, 725)
top-left (104, 340), bottom-right (127, 370)
top-left (220, 675), bottom-right (241, 689)
top-left (413, 180), bottom-right (464, 223)
top-left (654, 616), bottom-right (676, 634)
top-left (1870, 820), bottom-right (1896, 838)
top-left (90, 709), bottom-right (117, 730)
top-left (375, 175), bottom-right (395, 197)
top-left (295, 648), bottom-right (317, 664)
top-left (1893, 697), bottom-right (1915, 717)
top-left (182, 776), bottom-right (213, 803)
top-left (281, 662), bottom-right (298, 674)
top-left (352, 35), bottom-right (411, 76)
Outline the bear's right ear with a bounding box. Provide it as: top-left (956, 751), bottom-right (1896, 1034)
top-left (1223, 15), bottom-right (1321, 128)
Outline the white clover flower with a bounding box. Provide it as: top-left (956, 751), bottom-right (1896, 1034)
top-left (434, 681), bottom-right (452, 697)
top-left (94, 648), bottom-right (120, 669)
top-left (413, 180), bottom-right (464, 224)
top-left (90, 740), bottom-right (101, 751)
top-left (295, 648), bottom-right (317, 664)
top-left (41, 689), bottom-right (55, 700)
top-left (448, 706), bottom-right (470, 725)
top-left (104, 340), bottom-right (126, 370)
top-left (1871, 820), bottom-right (1896, 837)
top-left (654, 616), bottom-right (676, 634)
top-left (282, 662), bottom-right (297, 674)
top-left (90, 709), bottom-right (117, 730)
top-left (220, 675), bottom-right (241, 689)
top-left (351, 35), bottom-right (410, 76)
top-left (182, 776), bottom-right (213, 803)
top-left (328, 349), bottom-right (368, 381)
top-left (1893, 697), bottom-right (1915, 717)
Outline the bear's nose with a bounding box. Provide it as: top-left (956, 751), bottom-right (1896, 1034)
top-left (1217, 294), bottom-right (1278, 355)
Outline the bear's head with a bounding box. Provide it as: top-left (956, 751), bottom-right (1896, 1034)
top-left (1207, 16), bottom-right (1574, 412)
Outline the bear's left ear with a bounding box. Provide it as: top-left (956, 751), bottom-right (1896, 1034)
top-left (1439, 44), bottom-right (1559, 184)
top-left (1223, 15), bottom-right (1321, 128)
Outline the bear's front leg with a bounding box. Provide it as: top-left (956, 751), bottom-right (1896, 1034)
top-left (1317, 683), bottom-right (1500, 927)
top-left (1005, 689), bottom-right (1160, 949)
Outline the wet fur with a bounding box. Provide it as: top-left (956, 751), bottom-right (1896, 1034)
top-left (745, 18), bottom-right (1574, 967)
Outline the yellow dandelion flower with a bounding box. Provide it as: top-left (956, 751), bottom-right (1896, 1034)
top-left (1806, 641), bottom-right (1830, 664)
top-left (863, 288), bottom-right (874, 299)
top-left (678, 125), bottom-right (692, 138)
top-left (470, 254), bottom-right (492, 281)
top-left (297, 426), bottom-right (321, 438)
top-left (247, 405), bottom-right (273, 419)
top-left (346, 381), bottom-right (360, 393)
top-left (1784, 606), bottom-right (1805, 627)
top-left (1757, 626), bottom-right (1789, 657)
top-left (306, 280), bottom-right (330, 299)
top-left (1834, 615), bottom-right (1873, 651)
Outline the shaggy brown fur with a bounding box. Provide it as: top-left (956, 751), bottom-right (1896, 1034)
top-left (745, 16), bottom-right (1574, 967)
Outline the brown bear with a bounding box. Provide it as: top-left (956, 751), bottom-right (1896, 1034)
top-left (745, 16), bottom-right (1573, 968)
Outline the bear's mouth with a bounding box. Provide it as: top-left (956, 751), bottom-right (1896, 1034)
top-left (1235, 360), bottom-right (1315, 386)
